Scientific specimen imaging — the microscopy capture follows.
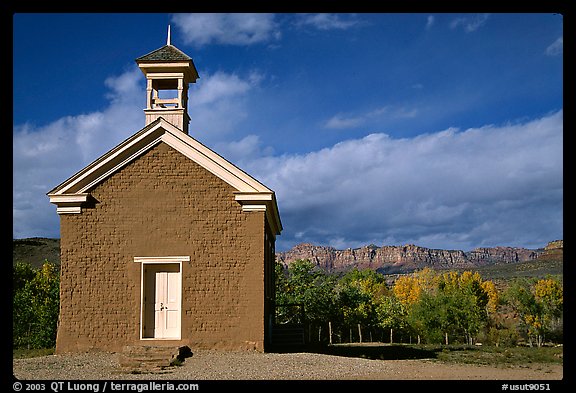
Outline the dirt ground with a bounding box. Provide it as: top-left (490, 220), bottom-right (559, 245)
top-left (13, 349), bottom-right (563, 381)
top-left (353, 359), bottom-right (562, 380)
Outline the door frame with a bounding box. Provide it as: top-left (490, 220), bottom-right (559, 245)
top-left (134, 256), bottom-right (189, 341)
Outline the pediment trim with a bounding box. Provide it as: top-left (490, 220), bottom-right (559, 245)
top-left (47, 118), bottom-right (282, 234)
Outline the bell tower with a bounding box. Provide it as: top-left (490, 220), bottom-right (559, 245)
top-left (136, 26), bottom-right (199, 134)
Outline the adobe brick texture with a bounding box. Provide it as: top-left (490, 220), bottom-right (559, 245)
top-left (56, 142), bottom-right (270, 353)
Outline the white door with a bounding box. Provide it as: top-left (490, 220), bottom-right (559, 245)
top-left (144, 264), bottom-right (181, 339)
top-left (154, 269), bottom-right (181, 338)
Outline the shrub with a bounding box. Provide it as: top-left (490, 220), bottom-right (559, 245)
top-left (13, 261), bottom-right (60, 349)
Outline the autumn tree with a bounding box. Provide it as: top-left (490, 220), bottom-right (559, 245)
top-left (534, 277), bottom-right (563, 343)
top-left (505, 276), bottom-right (563, 347)
top-left (481, 279), bottom-right (499, 316)
top-left (397, 269), bottom-right (497, 345)
top-left (391, 268), bottom-right (440, 343)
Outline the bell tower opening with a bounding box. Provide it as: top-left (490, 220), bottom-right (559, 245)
top-left (135, 26), bottom-right (199, 134)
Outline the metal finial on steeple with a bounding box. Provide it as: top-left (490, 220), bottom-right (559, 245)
top-left (167, 25), bottom-right (171, 45)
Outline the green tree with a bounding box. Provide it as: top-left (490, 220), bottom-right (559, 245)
top-left (334, 268), bottom-right (388, 341)
top-left (13, 262), bottom-right (36, 292)
top-left (408, 290), bottom-right (449, 344)
top-left (505, 276), bottom-right (563, 347)
top-left (275, 260), bottom-right (337, 329)
top-left (402, 270), bottom-right (492, 345)
top-left (439, 271), bottom-right (490, 344)
top-left (13, 261), bottom-right (60, 349)
top-left (375, 294), bottom-right (410, 342)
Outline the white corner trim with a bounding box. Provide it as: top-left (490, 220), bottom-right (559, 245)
top-left (48, 194), bottom-right (90, 204)
top-left (241, 204), bottom-right (267, 212)
top-left (234, 192), bottom-right (273, 202)
top-left (234, 191), bottom-right (282, 235)
top-left (49, 193), bottom-right (89, 214)
top-left (56, 206), bottom-right (82, 214)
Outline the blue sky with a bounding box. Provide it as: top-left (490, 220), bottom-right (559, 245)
top-left (13, 13), bottom-right (563, 252)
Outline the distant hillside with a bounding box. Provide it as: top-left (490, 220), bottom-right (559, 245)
top-left (276, 240), bottom-right (562, 277)
top-left (13, 237), bottom-right (562, 280)
top-left (13, 238), bottom-right (60, 268)
top-left (457, 255), bottom-right (563, 281)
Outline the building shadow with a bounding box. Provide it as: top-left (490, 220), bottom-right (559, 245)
top-left (308, 343), bottom-right (439, 360)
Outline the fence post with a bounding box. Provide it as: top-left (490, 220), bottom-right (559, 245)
top-left (358, 324), bottom-right (362, 343)
top-left (329, 322), bottom-right (333, 345)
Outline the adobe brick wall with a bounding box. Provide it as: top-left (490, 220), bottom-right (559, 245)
top-left (56, 142), bottom-right (268, 353)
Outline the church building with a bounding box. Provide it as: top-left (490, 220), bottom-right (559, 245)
top-left (48, 31), bottom-right (282, 353)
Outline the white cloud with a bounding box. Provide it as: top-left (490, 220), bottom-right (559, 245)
top-left (295, 13), bottom-right (362, 31)
top-left (13, 67), bottom-right (145, 238)
top-left (247, 110), bottom-right (563, 251)
top-left (426, 15), bottom-right (435, 30)
top-left (545, 36), bottom-right (563, 56)
top-left (13, 61), bottom-right (563, 254)
top-left (13, 66), bottom-right (262, 239)
top-left (214, 134), bottom-right (274, 164)
top-left (324, 106), bottom-right (418, 130)
top-left (188, 70), bottom-right (262, 142)
top-left (192, 72), bottom-right (253, 106)
top-left (171, 13), bottom-right (280, 47)
top-left (450, 14), bottom-right (490, 33)
top-left (325, 114), bottom-right (365, 129)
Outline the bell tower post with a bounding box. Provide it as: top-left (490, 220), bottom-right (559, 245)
top-left (136, 26), bottom-right (199, 134)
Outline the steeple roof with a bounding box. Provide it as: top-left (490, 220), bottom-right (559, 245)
top-left (136, 44), bottom-right (192, 62)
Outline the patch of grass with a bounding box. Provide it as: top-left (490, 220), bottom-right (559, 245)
top-left (13, 348), bottom-right (55, 359)
top-left (170, 357), bottom-right (184, 367)
top-left (431, 345), bottom-right (563, 366)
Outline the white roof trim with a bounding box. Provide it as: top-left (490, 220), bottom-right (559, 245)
top-left (79, 137), bottom-right (163, 193)
top-left (49, 119), bottom-right (271, 195)
top-left (48, 123), bottom-right (165, 196)
top-left (47, 118), bottom-right (282, 234)
top-left (160, 129), bottom-right (270, 193)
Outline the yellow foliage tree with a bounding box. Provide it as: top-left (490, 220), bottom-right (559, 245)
top-left (481, 280), bottom-right (499, 315)
top-left (393, 267), bottom-right (438, 307)
top-left (534, 278), bottom-right (563, 309)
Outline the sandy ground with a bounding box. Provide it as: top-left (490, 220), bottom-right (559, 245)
top-left (13, 349), bottom-right (563, 381)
